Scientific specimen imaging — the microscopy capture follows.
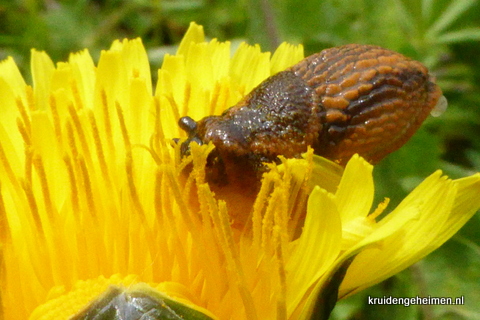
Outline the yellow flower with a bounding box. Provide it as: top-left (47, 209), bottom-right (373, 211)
top-left (0, 22), bottom-right (479, 319)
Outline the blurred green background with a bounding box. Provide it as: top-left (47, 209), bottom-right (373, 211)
top-left (1, 0), bottom-right (479, 319)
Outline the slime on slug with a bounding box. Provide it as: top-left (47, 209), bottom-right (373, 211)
top-left (176, 44), bottom-right (445, 187)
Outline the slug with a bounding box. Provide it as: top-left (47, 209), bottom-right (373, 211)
top-left (177, 44), bottom-right (445, 185)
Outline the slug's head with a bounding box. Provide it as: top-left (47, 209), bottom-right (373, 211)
top-left (176, 112), bottom-right (258, 188)
top-left (176, 69), bottom-right (323, 168)
top-left (177, 115), bottom-right (231, 184)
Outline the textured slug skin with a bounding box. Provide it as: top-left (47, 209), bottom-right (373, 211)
top-left (180, 44), bottom-right (443, 181)
top-left (294, 44), bottom-right (442, 164)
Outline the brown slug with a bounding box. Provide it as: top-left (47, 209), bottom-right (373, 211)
top-left (177, 44), bottom-right (444, 185)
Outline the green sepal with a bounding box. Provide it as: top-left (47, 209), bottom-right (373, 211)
top-left (307, 257), bottom-right (355, 320)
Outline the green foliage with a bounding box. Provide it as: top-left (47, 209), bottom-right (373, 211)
top-left (1, 0), bottom-right (479, 319)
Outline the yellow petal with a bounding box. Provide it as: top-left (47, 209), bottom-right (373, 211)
top-left (68, 49), bottom-right (96, 110)
top-left (306, 153), bottom-right (343, 193)
top-left (286, 186), bottom-right (342, 314)
top-left (230, 42), bottom-right (271, 93)
top-left (0, 57), bottom-right (28, 139)
top-left (339, 171), bottom-right (457, 298)
top-left (177, 22), bottom-right (205, 56)
top-left (335, 154), bottom-right (374, 223)
top-left (111, 38), bottom-right (152, 95)
top-left (31, 50), bottom-right (55, 111)
top-left (270, 42), bottom-right (304, 74)
top-left (0, 56), bottom-right (27, 95)
top-left (436, 173), bottom-right (480, 241)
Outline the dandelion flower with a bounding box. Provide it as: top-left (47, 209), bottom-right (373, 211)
top-left (0, 22), bottom-right (479, 319)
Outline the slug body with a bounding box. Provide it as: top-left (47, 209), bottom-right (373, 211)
top-left (178, 44), bottom-right (443, 184)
